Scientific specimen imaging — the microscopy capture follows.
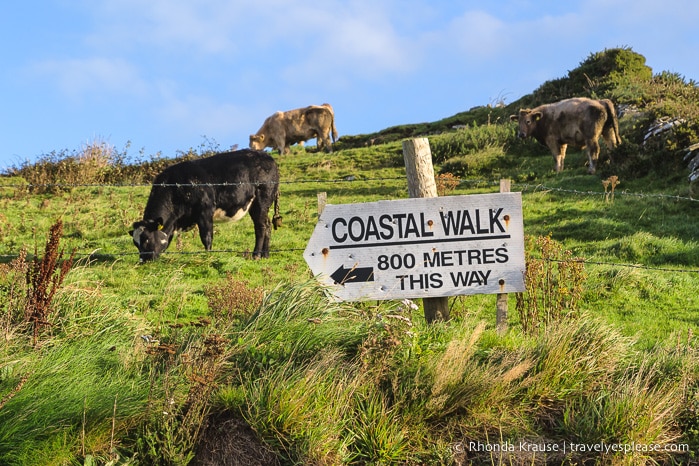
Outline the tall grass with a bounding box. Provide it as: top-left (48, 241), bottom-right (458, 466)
top-left (233, 280), bottom-right (369, 372)
top-left (559, 357), bottom-right (683, 464)
top-left (208, 280), bottom-right (699, 465)
top-left (0, 295), bottom-right (150, 465)
top-left (227, 351), bottom-right (357, 464)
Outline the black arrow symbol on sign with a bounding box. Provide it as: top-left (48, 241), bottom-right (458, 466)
top-left (331, 265), bottom-right (375, 285)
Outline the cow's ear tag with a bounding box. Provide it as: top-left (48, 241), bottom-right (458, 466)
top-left (157, 224), bottom-right (164, 230)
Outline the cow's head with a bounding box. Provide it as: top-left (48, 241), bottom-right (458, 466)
top-left (510, 109), bottom-right (542, 139)
top-left (129, 218), bottom-right (169, 262)
top-left (249, 134), bottom-right (265, 150)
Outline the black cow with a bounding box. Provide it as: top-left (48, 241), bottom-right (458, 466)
top-left (130, 149), bottom-right (281, 261)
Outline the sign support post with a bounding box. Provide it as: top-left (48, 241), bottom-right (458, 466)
top-left (497, 179), bottom-right (511, 334)
top-left (402, 138), bottom-right (450, 323)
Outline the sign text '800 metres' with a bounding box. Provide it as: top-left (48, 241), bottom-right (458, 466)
top-left (303, 192), bottom-right (526, 302)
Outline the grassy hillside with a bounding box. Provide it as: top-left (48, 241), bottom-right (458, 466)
top-left (2, 47), bottom-right (699, 465)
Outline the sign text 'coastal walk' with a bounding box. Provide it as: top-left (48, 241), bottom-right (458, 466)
top-left (303, 193), bottom-right (526, 302)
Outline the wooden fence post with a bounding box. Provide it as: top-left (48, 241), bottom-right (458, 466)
top-left (402, 138), bottom-right (449, 323)
top-left (317, 192), bottom-right (327, 216)
top-left (496, 179), bottom-right (511, 334)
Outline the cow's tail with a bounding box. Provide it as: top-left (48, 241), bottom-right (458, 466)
top-left (272, 185), bottom-right (282, 230)
top-left (331, 114), bottom-right (338, 144)
top-left (602, 99), bottom-right (621, 146)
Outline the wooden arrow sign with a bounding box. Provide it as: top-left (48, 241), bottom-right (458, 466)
top-left (303, 193), bottom-right (526, 302)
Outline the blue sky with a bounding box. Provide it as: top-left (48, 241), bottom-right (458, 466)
top-left (2, 0), bottom-right (699, 170)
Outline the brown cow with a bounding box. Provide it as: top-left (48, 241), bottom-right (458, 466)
top-left (510, 97), bottom-right (620, 174)
top-left (600, 98), bottom-right (621, 147)
top-left (249, 104), bottom-right (338, 155)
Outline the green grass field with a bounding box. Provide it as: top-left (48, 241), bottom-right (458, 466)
top-left (1, 136), bottom-right (699, 465)
top-left (4, 47), bottom-right (699, 463)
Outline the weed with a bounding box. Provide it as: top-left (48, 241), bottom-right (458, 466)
top-left (204, 274), bottom-right (264, 321)
top-left (516, 235), bottom-right (585, 335)
top-left (0, 248), bottom-right (29, 340)
top-left (602, 175), bottom-right (620, 202)
top-left (137, 320), bottom-right (230, 465)
top-left (357, 299), bottom-right (417, 378)
top-left (26, 220), bottom-right (75, 346)
top-left (435, 172), bottom-right (460, 196)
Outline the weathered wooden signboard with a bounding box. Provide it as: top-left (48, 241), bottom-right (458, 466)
top-left (303, 192), bottom-right (525, 301)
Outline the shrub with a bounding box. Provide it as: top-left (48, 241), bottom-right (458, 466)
top-left (4, 138), bottom-right (225, 192)
top-left (8, 140), bottom-right (115, 194)
top-left (526, 47), bottom-right (653, 106)
top-left (429, 123), bottom-right (513, 163)
top-left (569, 47), bottom-right (653, 98)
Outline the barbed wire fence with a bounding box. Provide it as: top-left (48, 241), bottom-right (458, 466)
top-left (2, 175), bottom-right (698, 200)
top-left (1, 176), bottom-right (698, 275)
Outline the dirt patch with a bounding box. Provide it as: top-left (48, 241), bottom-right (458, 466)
top-left (192, 410), bottom-right (281, 466)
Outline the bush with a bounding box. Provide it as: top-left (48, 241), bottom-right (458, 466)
top-left (428, 123), bottom-right (514, 163)
top-left (4, 138), bottom-right (224, 192)
top-left (525, 47), bottom-right (653, 106)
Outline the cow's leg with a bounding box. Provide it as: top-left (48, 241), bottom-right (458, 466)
top-left (601, 131), bottom-right (616, 165)
top-left (276, 136), bottom-right (290, 155)
top-left (248, 199), bottom-right (272, 259)
top-left (315, 130), bottom-right (332, 153)
top-left (197, 215), bottom-right (215, 251)
top-left (551, 143), bottom-right (566, 173)
top-left (602, 128), bottom-right (618, 149)
top-left (586, 139), bottom-right (600, 174)
top-left (321, 133), bottom-right (332, 153)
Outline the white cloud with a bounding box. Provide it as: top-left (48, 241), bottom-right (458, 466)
top-left (28, 57), bottom-right (147, 98)
top-left (262, 2), bottom-right (422, 88)
top-left (86, 0), bottom-right (246, 54)
top-left (82, 0), bottom-right (420, 79)
top-left (154, 82), bottom-right (260, 143)
top-left (444, 10), bottom-right (509, 59)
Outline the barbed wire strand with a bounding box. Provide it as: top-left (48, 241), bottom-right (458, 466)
top-left (0, 177), bottom-right (407, 189)
top-left (0, 176), bottom-right (697, 202)
top-left (1, 248), bottom-right (698, 275)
